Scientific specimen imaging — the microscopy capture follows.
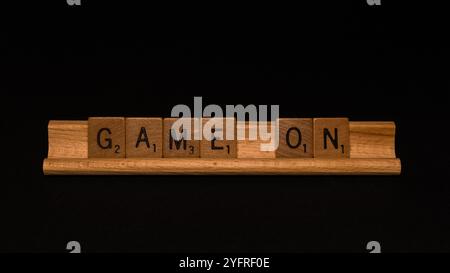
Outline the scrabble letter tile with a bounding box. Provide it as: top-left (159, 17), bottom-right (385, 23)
top-left (201, 118), bottom-right (237, 158)
top-left (88, 117), bottom-right (126, 158)
top-left (163, 118), bottom-right (200, 158)
top-left (276, 118), bottom-right (313, 158)
top-left (313, 118), bottom-right (350, 158)
top-left (126, 118), bottom-right (162, 158)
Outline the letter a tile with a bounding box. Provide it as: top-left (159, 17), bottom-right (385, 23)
top-left (126, 118), bottom-right (162, 158)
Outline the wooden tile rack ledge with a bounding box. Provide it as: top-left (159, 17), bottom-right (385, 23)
top-left (42, 120), bottom-right (401, 175)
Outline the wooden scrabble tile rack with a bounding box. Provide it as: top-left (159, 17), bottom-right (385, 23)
top-left (42, 119), bottom-right (401, 175)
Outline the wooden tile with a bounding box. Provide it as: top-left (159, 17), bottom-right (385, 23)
top-left (88, 117), bottom-right (125, 158)
top-left (126, 118), bottom-right (162, 158)
top-left (313, 118), bottom-right (350, 158)
top-left (163, 118), bottom-right (200, 158)
top-left (236, 121), bottom-right (276, 158)
top-left (201, 118), bottom-right (237, 158)
top-left (276, 118), bottom-right (313, 158)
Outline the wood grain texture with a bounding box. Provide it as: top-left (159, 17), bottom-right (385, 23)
top-left (236, 121), bottom-right (276, 158)
top-left (43, 158), bottom-right (401, 175)
top-left (48, 121), bottom-right (88, 159)
top-left (47, 120), bottom-right (397, 159)
top-left (349, 122), bottom-right (396, 158)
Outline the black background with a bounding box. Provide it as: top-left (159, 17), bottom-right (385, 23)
top-left (2, 1), bottom-right (449, 253)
